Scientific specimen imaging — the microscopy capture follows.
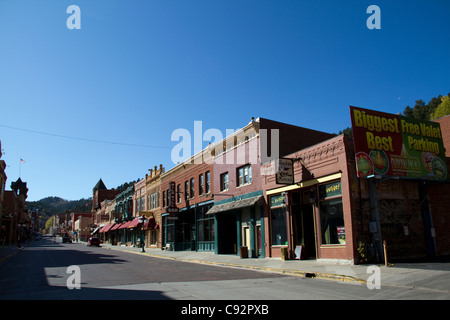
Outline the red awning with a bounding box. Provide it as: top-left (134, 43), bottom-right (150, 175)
top-left (118, 221), bottom-right (131, 229)
top-left (110, 223), bottom-right (122, 231)
top-left (143, 217), bottom-right (157, 230)
top-left (127, 218), bottom-right (141, 229)
top-left (100, 223), bottom-right (115, 233)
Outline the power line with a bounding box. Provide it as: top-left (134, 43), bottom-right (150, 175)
top-left (0, 124), bottom-right (173, 149)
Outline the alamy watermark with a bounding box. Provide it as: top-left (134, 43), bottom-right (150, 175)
top-left (65, 4), bottom-right (380, 31)
top-left (170, 120), bottom-right (279, 167)
top-left (66, 265), bottom-right (81, 290)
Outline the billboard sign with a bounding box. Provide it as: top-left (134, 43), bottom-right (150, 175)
top-left (350, 106), bottom-right (447, 180)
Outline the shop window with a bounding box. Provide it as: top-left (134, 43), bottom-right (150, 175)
top-left (149, 230), bottom-right (157, 245)
top-left (271, 207), bottom-right (288, 246)
top-left (197, 206), bottom-right (215, 242)
top-left (319, 195), bottom-right (345, 245)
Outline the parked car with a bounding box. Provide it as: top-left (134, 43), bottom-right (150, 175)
top-left (62, 235), bottom-right (72, 243)
top-left (87, 237), bottom-right (101, 247)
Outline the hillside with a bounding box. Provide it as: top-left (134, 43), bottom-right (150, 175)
top-left (26, 196), bottom-right (92, 221)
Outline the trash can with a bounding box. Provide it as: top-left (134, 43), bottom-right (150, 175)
top-left (239, 246), bottom-right (248, 259)
top-left (281, 247), bottom-right (288, 261)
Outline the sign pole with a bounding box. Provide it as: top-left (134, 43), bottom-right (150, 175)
top-left (368, 177), bottom-right (384, 264)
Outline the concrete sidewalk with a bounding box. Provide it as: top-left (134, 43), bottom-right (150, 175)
top-left (98, 242), bottom-right (450, 293)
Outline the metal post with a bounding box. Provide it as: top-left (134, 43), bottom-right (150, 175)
top-left (368, 178), bottom-right (384, 263)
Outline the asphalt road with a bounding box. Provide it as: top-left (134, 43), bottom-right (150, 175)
top-left (1, 237), bottom-right (449, 302)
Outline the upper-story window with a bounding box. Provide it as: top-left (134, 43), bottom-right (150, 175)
top-left (177, 184), bottom-right (181, 203)
top-left (190, 178), bottom-right (195, 198)
top-left (220, 172), bottom-right (229, 191)
top-left (237, 164), bottom-right (252, 186)
top-left (199, 173), bottom-right (204, 195)
top-left (205, 171), bottom-right (211, 194)
top-left (185, 180), bottom-right (189, 201)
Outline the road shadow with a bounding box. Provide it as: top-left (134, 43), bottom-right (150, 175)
top-left (1, 285), bottom-right (172, 300)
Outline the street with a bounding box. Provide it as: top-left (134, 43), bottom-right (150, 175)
top-left (1, 236), bottom-right (449, 301)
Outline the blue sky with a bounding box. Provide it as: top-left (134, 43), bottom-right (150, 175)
top-left (0, 0), bottom-right (449, 201)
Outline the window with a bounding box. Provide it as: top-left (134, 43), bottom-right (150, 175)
top-left (185, 180), bottom-right (189, 201)
top-left (197, 205), bottom-right (215, 243)
top-left (318, 181), bottom-right (345, 245)
top-left (271, 207), bottom-right (288, 246)
top-left (220, 172), bottom-right (229, 191)
top-left (199, 173), bottom-right (204, 195)
top-left (150, 193), bottom-right (157, 209)
top-left (205, 171), bottom-right (210, 193)
top-left (177, 184), bottom-right (181, 203)
top-left (162, 191), bottom-right (166, 207)
top-left (135, 198), bottom-right (140, 213)
top-left (166, 189), bottom-right (169, 207)
top-left (319, 198), bottom-right (345, 245)
top-left (237, 164), bottom-right (252, 186)
top-left (149, 230), bottom-right (157, 245)
top-left (190, 178), bottom-right (195, 198)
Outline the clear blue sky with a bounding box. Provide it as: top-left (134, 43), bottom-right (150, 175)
top-left (1, 0), bottom-right (449, 201)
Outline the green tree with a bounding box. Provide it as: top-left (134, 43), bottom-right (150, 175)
top-left (403, 93), bottom-right (450, 120)
top-left (430, 96), bottom-right (450, 120)
top-left (45, 216), bottom-right (53, 232)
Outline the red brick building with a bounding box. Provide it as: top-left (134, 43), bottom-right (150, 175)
top-left (434, 115), bottom-right (450, 157)
top-left (263, 132), bottom-right (450, 264)
top-left (161, 147), bottom-right (214, 251)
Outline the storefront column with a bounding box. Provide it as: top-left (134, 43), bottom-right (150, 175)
top-left (250, 207), bottom-right (256, 258)
top-left (259, 206), bottom-right (265, 258)
top-left (284, 192), bottom-right (295, 259)
top-left (214, 214), bottom-right (219, 255)
top-left (236, 213), bottom-right (241, 255)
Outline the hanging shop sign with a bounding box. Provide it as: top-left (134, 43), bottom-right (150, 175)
top-left (275, 158), bottom-right (294, 184)
top-left (350, 106), bottom-right (447, 180)
top-left (166, 181), bottom-right (179, 214)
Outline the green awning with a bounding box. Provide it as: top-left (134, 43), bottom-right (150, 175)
top-left (206, 196), bottom-right (264, 215)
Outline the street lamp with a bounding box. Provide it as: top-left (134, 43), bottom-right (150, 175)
top-left (138, 215), bottom-right (148, 252)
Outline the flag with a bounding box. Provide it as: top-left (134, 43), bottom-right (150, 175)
top-left (20, 159), bottom-right (25, 163)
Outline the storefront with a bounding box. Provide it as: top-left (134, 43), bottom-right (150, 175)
top-left (207, 191), bottom-right (266, 258)
top-left (266, 170), bottom-right (354, 262)
top-left (162, 200), bottom-right (214, 252)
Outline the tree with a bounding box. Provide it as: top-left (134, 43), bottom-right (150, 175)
top-left (430, 96), bottom-right (450, 120)
top-left (45, 216), bottom-right (54, 232)
top-left (403, 93), bottom-right (450, 120)
top-left (338, 127), bottom-right (353, 139)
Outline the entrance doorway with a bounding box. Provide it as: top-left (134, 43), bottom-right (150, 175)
top-left (216, 213), bottom-right (237, 254)
top-left (292, 204), bottom-right (316, 259)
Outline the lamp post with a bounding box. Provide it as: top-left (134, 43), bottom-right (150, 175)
top-left (138, 215), bottom-right (148, 252)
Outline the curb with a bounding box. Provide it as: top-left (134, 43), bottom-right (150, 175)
top-left (0, 247), bottom-right (24, 264)
top-left (102, 245), bottom-right (366, 284)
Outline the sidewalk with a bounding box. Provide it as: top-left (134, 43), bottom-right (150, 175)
top-left (97, 242), bottom-right (450, 293)
top-left (0, 244), bottom-right (26, 263)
